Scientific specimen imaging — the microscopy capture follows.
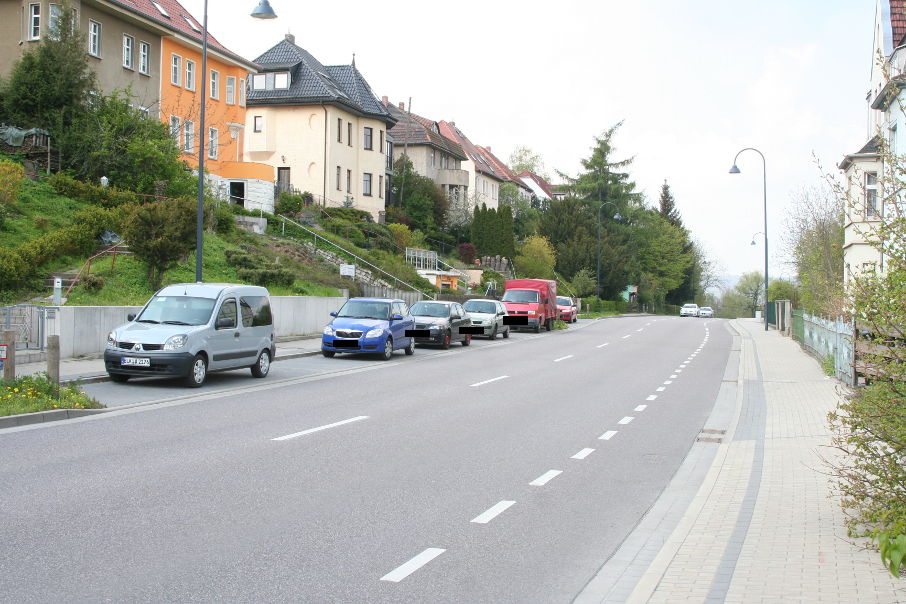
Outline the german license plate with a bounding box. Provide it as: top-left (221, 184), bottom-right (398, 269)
top-left (332, 340), bottom-right (358, 348)
top-left (121, 357), bottom-right (150, 367)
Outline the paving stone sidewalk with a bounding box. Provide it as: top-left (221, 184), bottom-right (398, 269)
top-left (580, 319), bottom-right (904, 603)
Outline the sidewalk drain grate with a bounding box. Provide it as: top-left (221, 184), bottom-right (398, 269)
top-left (697, 436), bottom-right (723, 443)
top-left (697, 429), bottom-right (725, 443)
top-left (701, 429), bottom-right (726, 435)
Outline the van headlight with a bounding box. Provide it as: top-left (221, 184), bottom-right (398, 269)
top-left (323, 325), bottom-right (334, 336)
top-left (365, 327), bottom-right (384, 338)
top-left (163, 334), bottom-right (188, 350)
top-left (107, 332), bottom-right (116, 348)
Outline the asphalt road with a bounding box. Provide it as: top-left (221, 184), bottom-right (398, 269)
top-left (0, 315), bottom-right (732, 603)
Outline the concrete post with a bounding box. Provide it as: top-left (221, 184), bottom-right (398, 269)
top-left (47, 335), bottom-right (60, 385)
top-left (2, 331), bottom-right (15, 381)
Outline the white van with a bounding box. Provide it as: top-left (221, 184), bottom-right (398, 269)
top-left (104, 283), bottom-right (275, 387)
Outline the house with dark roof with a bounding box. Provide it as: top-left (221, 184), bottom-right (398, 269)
top-left (475, 145), bottom-right (533, 201)
top-left (438, 120), bottom-right (504, 210)
top-left (383, 99), bottom-right (468, 203)
top-left (0, 1), bottom-right (274, 211)
top-left (839, 0), bottom-right (902, 283)
top-left (517, 170), bottom-right (556, 202)
top-left (245, 34), bottom-right (396, 219)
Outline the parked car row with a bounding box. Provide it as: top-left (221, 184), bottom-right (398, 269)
top-left (103, 283), bottom-right (580, 388)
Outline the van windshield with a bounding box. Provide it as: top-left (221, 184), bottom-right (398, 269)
top-left (136, 296), bottom-right (216, 326)
top-left (502, 290), bottom-right (539, 303)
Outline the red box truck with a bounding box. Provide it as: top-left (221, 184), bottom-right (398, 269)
top-left (501, 279), bottom-right (558, 333)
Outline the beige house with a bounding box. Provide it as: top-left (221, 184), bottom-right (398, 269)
top-left (383, 99), bottom-right (469, 202)
top-left (245, 35), bottom-right (395, 220)
top-left (439, 120), bottom-right (504, 209)
top-left (839, 137), bottom-right (883, 284)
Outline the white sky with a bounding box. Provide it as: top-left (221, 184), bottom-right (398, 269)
top-left (182, 0), bottom-right (875, 282)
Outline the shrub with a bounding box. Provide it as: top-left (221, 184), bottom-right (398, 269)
top-left (458, 242), bottom-right (477, 265)
top-left (211, 202), bottom-right (235, 235)
top-left (324, 207), bottom-right (372, 223)
top-left (323, 218), bottom-right (365, 248)
top-left (276, 192), bottom-right (306, 215)
top-left (1, 373), bottom-right (103, 417)
top-left (0, 159), bottom-right (25, 206)
top-left (79, 273), bottom-right (104, 292)
top-left (48, 172), bottom-right (143, 208)
top-left (224, 249), bottom-right (255, 269)
top-left (122, 197), bottom-right (196, 289)
top-left (236, 268), bottom-right (295, 287)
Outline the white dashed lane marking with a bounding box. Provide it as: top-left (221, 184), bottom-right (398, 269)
top-left (272, 416), bottom-right (369, 441)
top-left (618, 416), bottom-right (634, 425)
top-left (471, 501), bottom-right (516, 524)
top-left (529, 470), bottom-right (563, 486)
top-left (572, 448), bottom-right (595, 459)
top-left (470, 375), bottom-right (509, 387)
top-left (553, 355), bottom-right (573, 362)
top-left (380, 548), bottom-right (446, 582)
top-left (646, 395), bottom-right (658, 401)
top-left (599, 430), bottom-right (618, 440)
top-left (635, 405), bottom-right (647, 412)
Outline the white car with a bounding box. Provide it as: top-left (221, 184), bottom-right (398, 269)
top-left (698, 306), bottom-right (714, 318)
top-left (462, 298), bottom-right (510, 339)
top-left (680, 303), bottom-right (700, 317)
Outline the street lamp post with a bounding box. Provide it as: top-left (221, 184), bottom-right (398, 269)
top-left (750, 231), bottom-right (764, 246)
top-left (596, 201), bottom-right (620, 299)
top-left (729, 148), bottom-right (768, 331)
top-left (195, 1), bottom-right (277, 283)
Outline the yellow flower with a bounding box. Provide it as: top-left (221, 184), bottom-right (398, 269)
top-left (13, 388), bottom-right (18, 393)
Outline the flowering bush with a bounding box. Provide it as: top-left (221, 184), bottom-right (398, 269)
top-left (1, 374), bottom-right (103, 417)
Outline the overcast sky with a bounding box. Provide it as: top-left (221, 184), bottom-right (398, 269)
top-left (182, 0), bottom-right (875, 283)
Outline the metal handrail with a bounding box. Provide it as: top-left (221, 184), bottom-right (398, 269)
top-left (279, 215), bottom-right (434, 299)
top-left (63, 243), bottom-right (129, 299)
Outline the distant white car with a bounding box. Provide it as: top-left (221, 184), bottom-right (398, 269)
top-left (680, 303), bottom-right (700, 317)
top-left (698, 306), bottom-right (714, 318)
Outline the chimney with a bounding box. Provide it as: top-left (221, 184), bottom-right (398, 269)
top-left (486, 146), bottom-right (491, 152)
top-left (285, 33), bottom-right (295, 44)
top-left (399, 102), bottom-right (405, 109)
top-left (382, 95), bottom-right (388, 105)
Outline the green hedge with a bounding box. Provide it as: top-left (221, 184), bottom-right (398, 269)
top-left (581, 297), bottom-right (627, 314)
top-left (48, 173), bottom-right (145, 208)
top-left (236, 268), bottom-right (295, 287)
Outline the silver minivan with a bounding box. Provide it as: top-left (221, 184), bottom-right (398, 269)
top-left (104, 283), bottom-right (276, 387)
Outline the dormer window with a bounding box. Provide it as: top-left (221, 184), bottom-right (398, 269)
top-left (182, 15), bottom-right (200, 32)
top-left (250, 72), bottom-right (289, 90)
top-left (274, 72), bottom-right (290, 89)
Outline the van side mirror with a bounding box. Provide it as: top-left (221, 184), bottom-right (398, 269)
top-left (391, 313), bottom-right (404, 321)
top-left (216, 317), bottom-right (235, 329)
top-left (127, 313), bottom-right (136, 321)
top-left (330, 311), bottom-right (338, 317)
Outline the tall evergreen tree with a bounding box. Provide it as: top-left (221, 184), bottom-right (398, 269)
top-left (658, 180), bottom-right (683, 228)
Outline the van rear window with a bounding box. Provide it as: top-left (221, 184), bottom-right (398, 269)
top-left (240, 296), bottom-right (272, 327)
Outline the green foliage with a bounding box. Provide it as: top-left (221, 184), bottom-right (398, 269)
top-left (224, 249), bottom-right (255, 269)
top-left (48, 172), bottom-right (143, 207)
top-left (658, 180), bottom-right (683, 228)
top-left (471, 204), bottom-right (515, 258)
top-left (63, 91), bottom-right (194, 197)
top-left (121, 197), bottom-right (197, 289)
top-left (458, 242), bottom-right (476, 265)
top-left (635, 213), bottom-right (692, 303)
top-left (508, 146), bottom-right (548, 180)
top-left (571, 268), bottom-right (596, 297)
top-left (1, 373), bottom-right (103, 417)
top-left (323, 207), bottom-right (373, 223)
top-left (879, 531), bottom-right (906, 577)
top-left (392, 155), bottom-right (447, 231)
top-left (734, 271), bottom-right (765, 316)
top-left (579, 297), bottom-right (625, 315)
top-left (821, 354), bottom-right (835, 376)
top-left (0, 159), bottom-right (25, 206)
top-left (0, 3), bottom-right (95, 133)
top-left (236, 268), bottom-right (295, 287)
top-left (768, 278), bottom-right (799, 306)
top-left (514, 235), bottom-right (555, 279)
top-left (387, 223), bottom-right (412, 250)
top-left (276, 192), bottom-right (308, 215)
top-left (323, 218), bottom-right (366, 248)
top-left (211, 203), bottom-right (235, 235)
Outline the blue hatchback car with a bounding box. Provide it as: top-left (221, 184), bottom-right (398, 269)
top-left (321, 298), bottom-right (415, 360)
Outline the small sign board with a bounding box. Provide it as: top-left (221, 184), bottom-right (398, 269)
top-left (0, 344), bottom-right (6, 359)
top-left (340, 264), bottom-right (356, 278)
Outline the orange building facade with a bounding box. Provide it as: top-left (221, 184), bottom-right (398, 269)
top-left (159, 36), bottom-right (274, 210)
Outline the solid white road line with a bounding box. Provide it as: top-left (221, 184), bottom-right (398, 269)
top-left (636, 328), bottom-right (644, 332)
top-left (380, 548), bottom-right (446, 582)
top-left (572, 448), bottom-right (595, 459)
top-left (680, 364), bottom-right (687, 368)
top-left (272, 416), bottom-right (369, 441)
top-left (670, 374), bottom-right (678, 379)
top-left (646, 395), bottom-right (658, 401)
top-left (621, 335), bottom-right (631, 339)
top-left (470, 375), bottom-right (509, 387)
top-left (664, 380), bottom-right (673, 384)
top-left (471, 500), bottom-right (516, 524)
top-left (656, 386), bottom-right (666, 391)
top-left (599, 430), bottom-right (618, 440)
top-left (597, 343), bottom-right (610, 348)
top-left (554, 355), bottom-right (574, 362)
top-left (634, 405), bottom-right (647, 412)
top-left (618, 416), bottom-right (634, 424)
top-left (530, 470), bottom-right (563, 486)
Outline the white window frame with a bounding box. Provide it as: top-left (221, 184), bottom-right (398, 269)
top-left (239, 78), bottom-right (246, 106)
top-left (364, 127), bottom-right (373, 150)
top-left (171, 54), bottom-right (182, 86)
top-left (865, 172), bottom-right (878, 217)
top-left (210, 69), bottom-right (220, 100)
top-left (183, 120), bottom-right (194, 153)
top-left (185, 59), bottom-right (195, 91)
top-left (226, 76), bottom-right (236, 105)
top-left (363, 173), bottom-right (372, 196)
top-left (88, 20), bottom-right (101, 57)
top-left (253, 115), bottom-right (263, 133)
top-left (208, 127), bottom-right (218, 159)
top-left (138, 41), bottom-right (150, 75)
top-left (252, 74), bottom-right (265, 90)
top-left (48, 4), bottom-right (61, 39)
top-left (122, 34), bottom-right (134, 70)
top-left (274, 72), bottom-right (289, 89)
top-left (169, 116), bottom-right (181, 146)
top-left (28, 3), bottom-right (41, 40)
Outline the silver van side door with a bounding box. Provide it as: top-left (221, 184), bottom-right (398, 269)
top-left (208, 297), bottom-right (241, 370)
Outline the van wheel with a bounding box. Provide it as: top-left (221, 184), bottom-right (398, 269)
top-left (405, 337), bottom-right (415, 355)
top-left (185, 354), bottom-right (207, 388)
top-left (544, 318), bottom-right (552, 331)
top-left (534, 323), bottom-right (541, 334)
top-left (322, 350), bottom-right (336, 358)
top-left (251, 349), bottom-right (271, 378)
top-left (381, 337), bottom-right (394, 360)
top-left (109, 373), bottom-right (130, 383)
top-left (503, 328), bottom-right (510, 339)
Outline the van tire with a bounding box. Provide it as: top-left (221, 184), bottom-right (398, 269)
top-left (503, 328), bottom-right (510, 339)
top-left (109, 373), bottom-right (130, 383)
top-left (322, 350), bottom-right (335, 358)
top-left (544, 318), bottom-right (552, 331)
top-left (534, 323), bottom-right (541, 334)
top-left (185, 354), bottom-right (207, 388)
top-left (251, 349), bottom-right (271, 378)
